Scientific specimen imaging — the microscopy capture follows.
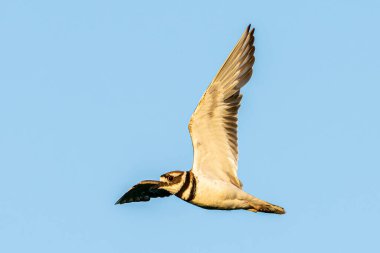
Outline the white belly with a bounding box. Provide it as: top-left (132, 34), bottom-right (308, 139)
top-left (189, 176), bottom-right (252, 210)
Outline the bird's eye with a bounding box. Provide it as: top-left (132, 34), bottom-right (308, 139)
top-left (167, 175), bottom-right (174, 181)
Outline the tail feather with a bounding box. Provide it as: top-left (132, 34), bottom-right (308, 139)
top-left (247, 199), bottom-right (286, 215)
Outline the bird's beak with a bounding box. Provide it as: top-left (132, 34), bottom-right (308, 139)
top-left (155, 182), bottom-right (163, 189)
top-left (156, 181), bottom-right (167, 189)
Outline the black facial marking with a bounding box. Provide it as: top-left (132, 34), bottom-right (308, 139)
top-left (160, 171), bottom-right (184, 187)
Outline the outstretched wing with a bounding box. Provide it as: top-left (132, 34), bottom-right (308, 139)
top-left (115, 180), bottom-right (171, 204)
top-left (189, 25), bottom-right (255, 188)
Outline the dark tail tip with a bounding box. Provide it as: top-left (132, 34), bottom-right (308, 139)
top-left (261, 204), bottom-right (286, 215)
top-left (248, 202), bottom-right (286, 215)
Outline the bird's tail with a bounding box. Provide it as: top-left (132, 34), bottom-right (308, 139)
top-left (247, 198), bottom-right (285, 215)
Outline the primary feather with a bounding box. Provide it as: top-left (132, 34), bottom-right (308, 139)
top-left (115, 180), bottom-right (171, 204)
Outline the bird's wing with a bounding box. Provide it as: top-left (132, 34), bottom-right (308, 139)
top-left (115, 180), bottom-right (171, 204)
top-left (189, 25), bottom-right (255, 188)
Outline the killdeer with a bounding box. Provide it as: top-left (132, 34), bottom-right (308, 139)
top-left (115, 25), bottom-right (285, 214)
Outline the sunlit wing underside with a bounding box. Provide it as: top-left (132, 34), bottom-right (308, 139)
top-left (189, 25), bottom-right (255, 188)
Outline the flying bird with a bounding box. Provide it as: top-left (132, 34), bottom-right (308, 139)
top-left (115, 25), bottom-right (285, 214)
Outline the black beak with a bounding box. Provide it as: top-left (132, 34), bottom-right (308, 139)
top-left (153, 182), bottom-right (161, 189)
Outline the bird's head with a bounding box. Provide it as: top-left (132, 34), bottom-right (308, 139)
top-left (158, 170), bottom-right (186, 194)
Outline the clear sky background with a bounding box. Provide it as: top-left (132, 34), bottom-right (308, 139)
top-left (1, 1), bottom-right (379, 252)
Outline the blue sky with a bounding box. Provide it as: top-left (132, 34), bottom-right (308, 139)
top-left (1, 0), bottom-right (379, 252)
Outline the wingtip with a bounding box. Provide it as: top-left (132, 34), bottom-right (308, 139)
top-left (115, 197), bottom-right (124, 205)
top-left (246, 24), bottom-right (255, 35)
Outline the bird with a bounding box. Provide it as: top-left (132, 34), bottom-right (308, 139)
top-left (115, 25), bottom-right (285, 214)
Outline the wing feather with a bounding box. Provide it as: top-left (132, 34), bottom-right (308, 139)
top-left (115, 180), bottom-right (171, 204)
top-left (189, 25), bottom-right (255, 188)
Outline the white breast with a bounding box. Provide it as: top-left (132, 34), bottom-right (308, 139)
top-left (190, 175), bottom-right (252, 210)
